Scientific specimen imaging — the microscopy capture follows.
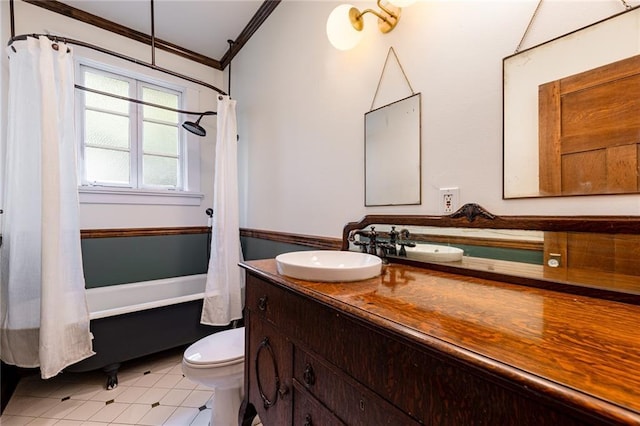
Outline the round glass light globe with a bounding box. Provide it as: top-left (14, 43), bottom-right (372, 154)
top-left (326, 4), bottom-right (364, 51)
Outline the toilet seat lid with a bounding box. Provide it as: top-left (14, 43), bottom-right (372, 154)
top-left (184, 327), bottom-right (244, 366)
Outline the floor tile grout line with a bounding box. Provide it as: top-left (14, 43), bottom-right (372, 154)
top-left (0, 348), bottom-right (228, 426)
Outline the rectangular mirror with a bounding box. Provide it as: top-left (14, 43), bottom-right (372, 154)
top-left (342, 205), bottom-right (640, 304)
top-left (503, 7), bottom-right (640, 198)
top-left (365, 93), bottom-right (421, 206)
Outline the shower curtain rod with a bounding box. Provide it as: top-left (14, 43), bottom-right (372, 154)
top-left (8, 33), bottom-right (227, 96)
top-left (77, 85), bottom-right (216, 117)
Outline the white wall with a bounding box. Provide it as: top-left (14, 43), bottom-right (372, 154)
top-left (2, 1), bottom-right (225, 229)
top-left (232, 0), bottom-right (640, 239)
top-left (0, 1), bottom-right (8, 221)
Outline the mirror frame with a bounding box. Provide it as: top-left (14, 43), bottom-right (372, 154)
top-left (364, 93), bottom-right (422, 206)
top-left (502, 6), bottom-right (640, 199)
top-left (342, 203), bottom-right (640, 305)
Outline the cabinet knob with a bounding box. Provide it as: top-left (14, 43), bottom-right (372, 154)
top-left (304, 414), bottom-right (313, 426)
top-left (303, 363), bottom-right (316, 386)
top-left (258, 296), bottom-right (268, 311)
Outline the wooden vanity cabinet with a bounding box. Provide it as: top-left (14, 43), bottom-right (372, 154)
top-left (240, 267), bottom-right (609, 426)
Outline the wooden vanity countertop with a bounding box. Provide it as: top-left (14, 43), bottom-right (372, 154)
top-left (242, 259), bottom-right (640, 424)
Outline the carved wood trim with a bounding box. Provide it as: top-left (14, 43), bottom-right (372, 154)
top-left (343, 203), bottom-right (640, 250)
top-left (448, 203), bottom-right (496, 222)
top-left (341, 203), bottom-right (640, 304)
top-left (240, 228), bottom-right (342, 250)
top-left (81, 226), bottom-right (208, 239)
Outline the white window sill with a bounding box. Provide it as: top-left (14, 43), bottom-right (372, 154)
top-left (79, 187), bottom-right (204, 206)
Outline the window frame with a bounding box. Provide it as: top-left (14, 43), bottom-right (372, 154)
top-left (75, 58), bottom-right (203, 206)
top-left (138, 81), bottom-right (185, 190)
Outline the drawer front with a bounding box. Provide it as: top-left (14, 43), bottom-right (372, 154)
top-left (294, 347), bottom-right (418, 426)
top-left (293, 381), bottom-right (344, 426)
top-left (246, 274), bottom-right (302, 326)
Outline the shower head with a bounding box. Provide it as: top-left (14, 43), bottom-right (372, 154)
top-left (182, 111), bottom-right (216, 137)
top-left (182, 118), bottom-right (206, 136)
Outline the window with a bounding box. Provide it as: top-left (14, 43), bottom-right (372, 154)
top-left (76, 58), bottom-right (204, 206)
top-left (79, 64), bottom-right (182, 189)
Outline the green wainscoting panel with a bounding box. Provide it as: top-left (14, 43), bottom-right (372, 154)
top-left (81, 233), bottom-right (209, 288)
top-left (448, 244), bottom-right (543, 265)
top-left (241, 236), bottom-right (314, 261)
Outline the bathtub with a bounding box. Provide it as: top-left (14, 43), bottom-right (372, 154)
top-left (65, 274), bottom-right (225, 389)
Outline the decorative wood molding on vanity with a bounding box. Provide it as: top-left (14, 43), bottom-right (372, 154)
top-left (240, 228), bottom-right (342, 250)
top-left (342, 206), bottom-right (640, 247)
top-left (81, 227), bottom-right (209, 239)
top-left (343, 204), bottom-right (640, 305)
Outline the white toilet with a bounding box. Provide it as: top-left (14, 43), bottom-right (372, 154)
top-left (182, 326), bottom-right (245, 426)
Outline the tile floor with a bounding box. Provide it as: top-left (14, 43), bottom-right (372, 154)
top-left (0, 346), bottom-right (260, 426)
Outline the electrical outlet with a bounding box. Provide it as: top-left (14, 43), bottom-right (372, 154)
top-left (440, 187), bottom-right (459, 214)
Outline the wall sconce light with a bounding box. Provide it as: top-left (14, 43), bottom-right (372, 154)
top-left (326, 0), bottom-right (415, 50)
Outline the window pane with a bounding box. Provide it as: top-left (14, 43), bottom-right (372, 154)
top-left (143, 155), bottom-right (178, 187)
top-left (84, 71), bottom-right (130, 113)
top-left (85, 147), bottom-right (130, 184)
top-left (143, 87), bottom-right (178, 123)
top-left (143, 122), bottom-right (178, 156)
top-left (86, 110), bottom-right (130, 149)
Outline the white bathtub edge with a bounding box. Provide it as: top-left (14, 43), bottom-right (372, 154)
top-left (87, 274), bottom-right (207, 320)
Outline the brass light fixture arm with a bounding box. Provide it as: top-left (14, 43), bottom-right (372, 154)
top-left (350, 0), bottom-right (401, 33)
top-left (376, 0), bottom-right (398, 19)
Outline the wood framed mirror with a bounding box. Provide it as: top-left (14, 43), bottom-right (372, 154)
top-left (342, 204), bottom-right (640, 305)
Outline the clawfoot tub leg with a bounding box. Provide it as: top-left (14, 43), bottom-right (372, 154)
top-left (102, 363), bottom-right (121, 390)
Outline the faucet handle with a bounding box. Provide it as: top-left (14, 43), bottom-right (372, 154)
top-left (352, 240), bottom-right (369, 253)
top-left (376, 242), bottom-right (396, 265)
top-left (368, 226), bottom-right (377, 239)
top-left (348, 229), bottom-right (369, 242)
top-left (398, 241), bottom-right (416, 257)
top-left (389, 226), bottom-right (399, 244)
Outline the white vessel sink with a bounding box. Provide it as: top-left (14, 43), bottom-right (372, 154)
top-left (404, 244), bottom-right (463, 262)
top-left (276, 250), bottom-right (382, 282)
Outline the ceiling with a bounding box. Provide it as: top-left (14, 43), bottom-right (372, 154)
top-left (22, 0), bottom-right (281, 70)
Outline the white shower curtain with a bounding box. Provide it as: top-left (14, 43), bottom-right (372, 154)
top-left (0, 36), bottom-right (94, 378)
top-left (201, 95), bottom-right (244, 325)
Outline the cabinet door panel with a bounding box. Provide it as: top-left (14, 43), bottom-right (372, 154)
top-left (247, 314), bottom-right (293, 426)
